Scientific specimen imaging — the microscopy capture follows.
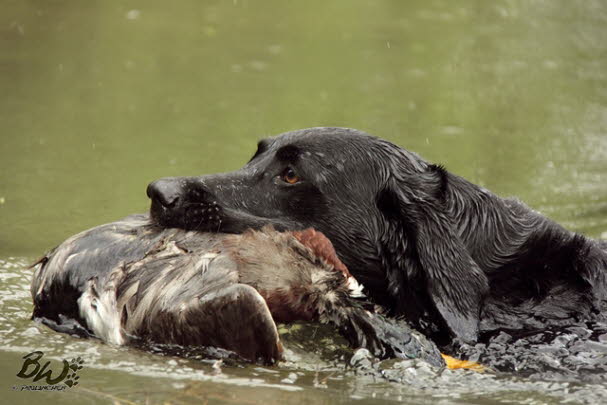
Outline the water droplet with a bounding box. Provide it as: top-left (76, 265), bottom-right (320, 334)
top-left (126, 10), bottom-right (141, 20)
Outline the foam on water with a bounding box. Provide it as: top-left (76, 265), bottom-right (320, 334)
top-left (2, 259), bottom-right (607, 405)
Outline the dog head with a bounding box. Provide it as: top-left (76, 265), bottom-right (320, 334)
top-left (147, 127), bottom-right (488, 343)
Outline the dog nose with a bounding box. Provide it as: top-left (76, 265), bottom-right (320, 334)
top-left (147, 178), bottom-right (181, 207)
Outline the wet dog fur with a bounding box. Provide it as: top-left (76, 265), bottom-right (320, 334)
top-left (147, 127), bottom-right (607, 345)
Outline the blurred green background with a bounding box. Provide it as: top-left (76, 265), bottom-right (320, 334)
top-left (1, 0), bottom-right (605, 257)
top-left (1, 0), bottom-right (606, 403)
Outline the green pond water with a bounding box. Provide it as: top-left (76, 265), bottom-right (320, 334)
top-left (1, 0), bottom-right (606, 404)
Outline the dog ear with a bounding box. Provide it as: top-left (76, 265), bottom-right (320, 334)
top-left (377, 165), bottom-right (489, 343)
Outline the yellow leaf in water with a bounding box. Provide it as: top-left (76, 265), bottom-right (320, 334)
top-left (441, 354), bottom-right (485, 372)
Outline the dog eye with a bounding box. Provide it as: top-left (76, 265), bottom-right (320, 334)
top-left (281, 168), bottom-right (300, 184)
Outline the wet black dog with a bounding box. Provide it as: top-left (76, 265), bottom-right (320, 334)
top-left (147, 127), bottom-right (607, 345)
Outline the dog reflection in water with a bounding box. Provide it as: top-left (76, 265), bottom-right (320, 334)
top-left (31, 214), bottom-right (443, 366)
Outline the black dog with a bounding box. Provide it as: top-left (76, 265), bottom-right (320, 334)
top-left (147, 127), bottom-right (607, 345)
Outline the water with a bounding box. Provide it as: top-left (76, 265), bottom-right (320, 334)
top-left (1, 0), bottom-right (606, 403)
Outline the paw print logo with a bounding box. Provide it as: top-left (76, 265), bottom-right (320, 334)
top-left (69, 357), bottom-right (84, 372)
top-left (64, 357), bottom-right (84, 387)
